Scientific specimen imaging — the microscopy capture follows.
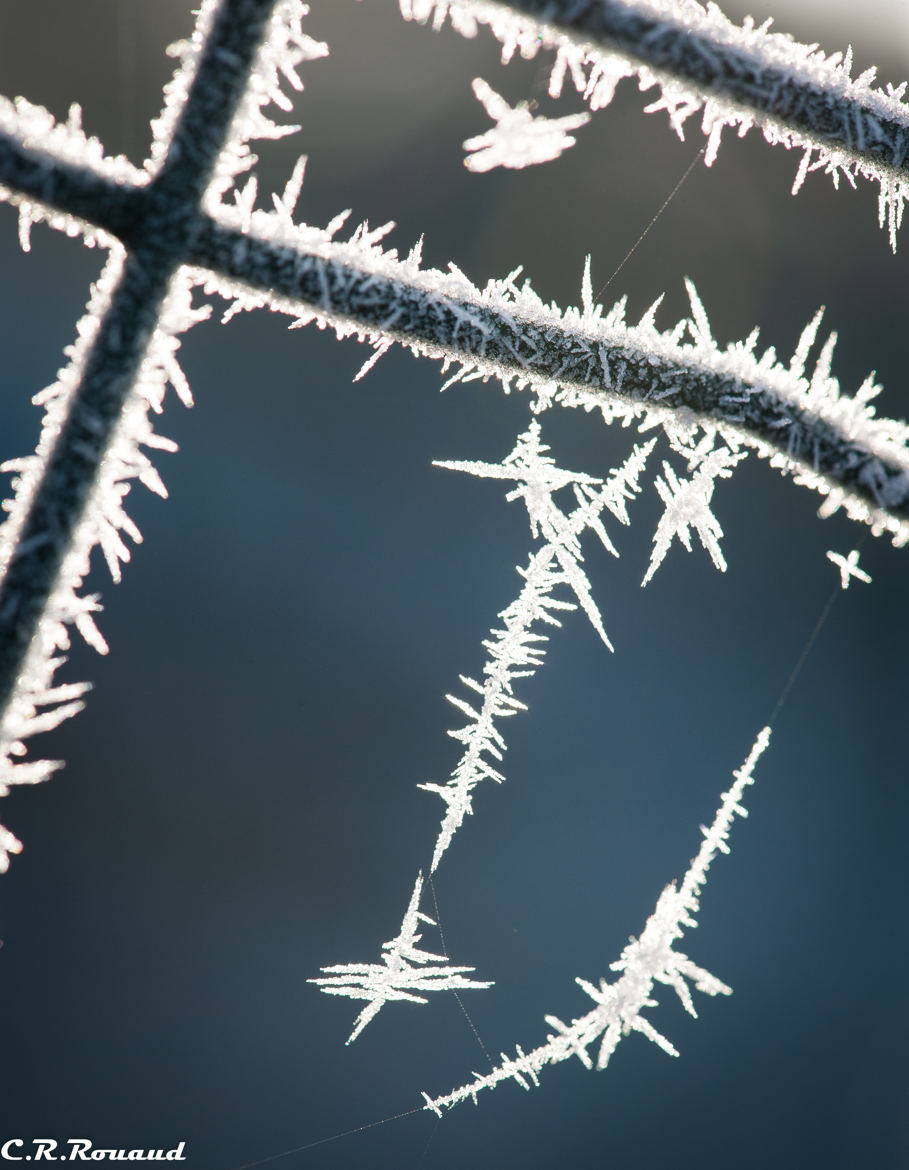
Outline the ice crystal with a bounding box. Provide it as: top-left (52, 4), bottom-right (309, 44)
top-left (0, 97), bottom-right (146, 252)
top-left (642, 438), bottom-right (746, 585)
top-left (0, 260), bottom-right (207, 872)
top-left (201, 0), bottom-right (328, 210)
top-left (826, 548), bottom-right (872, 589)
top-left (463, 78), bottom-right (589, 171)
top-left (309, 873), bottom-right (492, 1043)
top-left (0, 0), bottom-right (901, 1133)
top-left (201, 184), bottom-right (909, 547)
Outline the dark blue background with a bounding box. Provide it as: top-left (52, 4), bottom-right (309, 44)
top-left (0, 2), bottom-right (907, 1167)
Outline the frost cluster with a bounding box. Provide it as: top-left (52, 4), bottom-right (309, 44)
top-left (826, 548), bottom-right (872, 589)
top-left (463, 78), bottom-right (590, 171)
top-left (310, 873), bottom-right (492, 1044)
top-left (312, 421), bottom-right (652, 1027)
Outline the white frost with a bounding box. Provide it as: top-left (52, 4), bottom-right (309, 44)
top-left (0, 0), bottom-right (327, 872)
top-left (309, 873), bottom-right (492, 1043)
top-left (314, 423), bottom-right (653, 1038)
top-left (826, 548), bottom-right (872, 589)
top-left (463, 78), bottom-right (590, 172)
top-left (642, 439), bottom-right (746, 585)
top-left (426, 421), bottom-right (653, 870)
top-left (422, 727), bottom-right (771, 1113)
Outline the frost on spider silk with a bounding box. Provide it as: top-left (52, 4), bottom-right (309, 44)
top-left (643, 437), bottom-right (746, 586)
top-left (421, 727), bottom-right (771, 1114)
top-left (305, 254), bottom-right (895, 1039)
top-left (0, 0), bottom-right (886, 1118)
top-left (400, 0), bottom-right (909, 249)
top-left (426, 421), bottom-right (654, 870)
top-left (309, 872), bottom-right (492, 1044)
top-left (463, 78), bottom-right (589, 171)
top-left (312, 422), bottom-right (653, 1037)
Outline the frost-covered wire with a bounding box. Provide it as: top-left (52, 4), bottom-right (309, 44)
top-left (0, 0), bottom-right (292, 871)
top-left (194, 233), bottom-right (909, 545)
top-left (1, 124), bottom-right (906, 544)
top-left (3, 114), bottom-right (907, 538)
top-left (400, 0), bottom-right (909, 248)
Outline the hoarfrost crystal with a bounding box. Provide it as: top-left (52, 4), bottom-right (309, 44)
top-left (826, 548), bottom-right (872, 589)
top-left (642, 441), bottom-right (746, 585)
top-left (463, 78), bottom-right (590, 171)
top-left (309, 873), bottom-right (492, 1044)
top-left (315, 421), bottom-right (653, 1038)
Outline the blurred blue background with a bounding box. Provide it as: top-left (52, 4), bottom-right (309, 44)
top-left (0, 1), bottom-right (907, 1167)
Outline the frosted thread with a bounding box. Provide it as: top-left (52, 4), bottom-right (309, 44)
top-left (421, 727), bottom-right (772, 1113)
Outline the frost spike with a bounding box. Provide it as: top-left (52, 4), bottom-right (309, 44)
top-left (309, 873), bottom-right (492, 1043)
